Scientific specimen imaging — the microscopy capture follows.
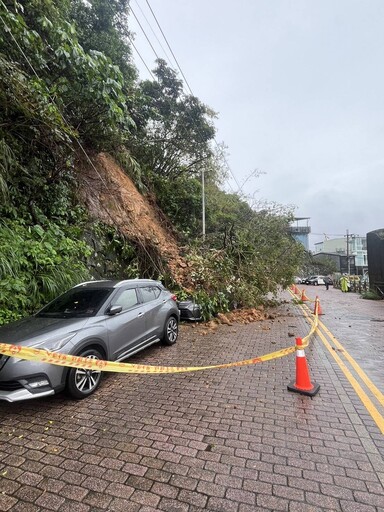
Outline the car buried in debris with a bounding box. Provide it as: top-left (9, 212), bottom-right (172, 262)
top-left (0, 279), bottom-right (179, 402)
top-left (177, 300), bottom-right (202, 322)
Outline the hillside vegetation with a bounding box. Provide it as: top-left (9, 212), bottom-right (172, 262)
top-left (0, 0), bottom-right (305, 323)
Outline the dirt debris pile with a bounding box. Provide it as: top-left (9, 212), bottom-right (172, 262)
top-left (77, 152), bottom-right (188, 285)
top-left (220, 307), bottom-right (268, 324)
top-left (185, 307), bottom-right (270, 337)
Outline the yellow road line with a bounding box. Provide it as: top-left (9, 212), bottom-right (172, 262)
top-left (315, 324), bottom-right (384, 435)
top-left (296, 300), bottom-right (384, 435)
top-left (318, 318), bottom-right (384, 408)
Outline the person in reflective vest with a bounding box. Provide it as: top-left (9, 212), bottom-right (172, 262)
top-left (340, 275), bottom-right (349, 293)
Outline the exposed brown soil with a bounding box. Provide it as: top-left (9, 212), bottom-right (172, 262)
top-left (76, 152), bottom-right (188, 285)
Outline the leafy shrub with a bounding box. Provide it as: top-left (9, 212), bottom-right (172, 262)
top-left (361, 290), bottom-right (382, 301)
top-left (0, 221), bottom-right (92, 324)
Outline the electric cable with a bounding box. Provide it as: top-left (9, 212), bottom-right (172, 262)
top-left (140, 0), bottom-right (242, 192)
top-left (127, 3), bottom-right (236, 193)
top-left (129, 5), bottom-right (161, 61)
top-left (127, 33), bottom-right (156, 79)
top-left (144, 0), bottom-right (194, 96)
top-left (133, 0), bottom-right (175, 67)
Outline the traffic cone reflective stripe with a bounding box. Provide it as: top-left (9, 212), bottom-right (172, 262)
top-left (287, 337), bottom-right (320, 397)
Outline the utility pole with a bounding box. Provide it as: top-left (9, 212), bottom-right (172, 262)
top-left (346, 229), bottom-right (350, 274)
top-left (202, 168), bottom-right (206, 240)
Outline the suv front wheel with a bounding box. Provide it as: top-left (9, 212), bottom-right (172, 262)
top-left (66, 348), bottom-right (103, 399)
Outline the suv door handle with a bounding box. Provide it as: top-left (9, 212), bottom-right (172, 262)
top-left (138, 312), bottom-right (144, 317)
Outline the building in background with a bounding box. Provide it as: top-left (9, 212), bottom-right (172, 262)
top-left (312, 251), bottom-right (356, 275)
top-left (288, 217), bottom-right (311, 250)
top-left (314, 235), bottom-right (367, 275)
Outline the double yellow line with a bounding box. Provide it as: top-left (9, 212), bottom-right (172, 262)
top-left (297, 299), bottom-right (384, 435)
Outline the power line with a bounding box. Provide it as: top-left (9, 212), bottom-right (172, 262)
top-left (133, 0), bottom-right (176, 68)
top-left (311, 233), bottom-right (349, 237)
top-left (127, 33), bottom-right (156, 79)
top-left (127, 3), bottom-right (236, 193)
top-left (145, 0), bottom-right (194, 96)
top-left (129, 5), bottom-right (161, 61)
top-left (142, 0), bottom-right (242, 192)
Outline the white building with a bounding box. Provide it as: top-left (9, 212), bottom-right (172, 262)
top-left (314, 236), bottom-right (368, 272)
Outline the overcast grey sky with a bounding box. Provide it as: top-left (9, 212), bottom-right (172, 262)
top-left (129, 0), bottom-right (384, 248)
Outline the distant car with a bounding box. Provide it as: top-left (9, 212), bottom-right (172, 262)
top-left (177, 300), bottom-right (202, 321)
top-left (0, 279), bottom-right (179, 402)
top-left (308, 275), bottom-right (325, 286)
top-left (294, 277), bottom-right (302, 284)
top-left (301, 277), bottom-right (311, 285)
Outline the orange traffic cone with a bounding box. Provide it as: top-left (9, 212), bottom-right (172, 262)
top-left (287, 338), bottom-right (320, 396)
top-left (293, 285), bottom-right (300, 295)
top-left (301, 289), bottom-right (309, 301)
top-left (313, 297), bottom-right (323, 315)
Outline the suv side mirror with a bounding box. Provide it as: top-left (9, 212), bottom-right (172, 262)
top-left (107, 305), bottom-right (123, 316)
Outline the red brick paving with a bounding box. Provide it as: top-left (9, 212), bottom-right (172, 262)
top-left (0, 290), bottom-right (383, 511)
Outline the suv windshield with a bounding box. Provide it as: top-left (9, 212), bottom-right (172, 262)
top-left (36, 288), bottom-right (113, 318)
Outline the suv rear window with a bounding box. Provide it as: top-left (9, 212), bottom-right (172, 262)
top-left (140, 286), bottom-right (161, 303)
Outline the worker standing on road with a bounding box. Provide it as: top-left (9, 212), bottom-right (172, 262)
top-left (340, 275), bottom-right (349, 293)
top-left (324, 276), bottom-right (331, 290)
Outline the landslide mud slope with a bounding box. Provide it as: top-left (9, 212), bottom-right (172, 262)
top-left (77, 152), bottom-right (188, 285)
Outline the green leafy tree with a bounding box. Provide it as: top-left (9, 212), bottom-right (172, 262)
top-left (179, 192), bottom-right (306, 316)
top-left (70, 0), bottom-right (136, 83)
top-left (1, 0), bottom-right (134, 151)
top-left (130, 59), bottom-right (216, 180)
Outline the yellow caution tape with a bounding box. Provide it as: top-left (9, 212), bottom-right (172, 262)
top-left (0, 287), bottom-right (321, 374)
top-left (301, 312), bottom-right (318, 348)
top-left (0, 343), bottom-right (296, 374)
top-left (288, 286), bottom-right (319, 348)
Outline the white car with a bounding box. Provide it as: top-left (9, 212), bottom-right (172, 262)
top-left (308, 275), bottom-right (325, 286)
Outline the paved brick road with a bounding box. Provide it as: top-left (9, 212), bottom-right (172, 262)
top-left (0, 289), bottom-right (383, 511)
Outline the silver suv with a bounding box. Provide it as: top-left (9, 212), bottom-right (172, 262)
top-left (0, 279), bottom-right (179, 402)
